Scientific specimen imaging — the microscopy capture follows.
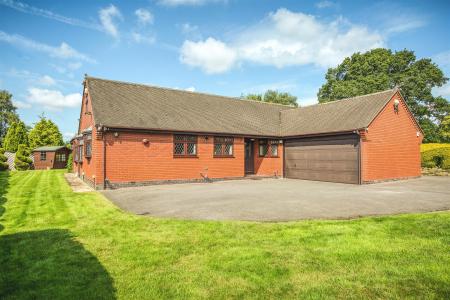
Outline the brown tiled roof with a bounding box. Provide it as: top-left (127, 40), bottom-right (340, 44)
top-left (280, 89), bottom-right (398, 136)
top-left (86, 77), bottom-right (291, 137)
top-left (85, 76), bottom-right (398, 137)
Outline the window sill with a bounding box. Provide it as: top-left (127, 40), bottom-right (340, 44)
top-left (173, 155), bottom-right (198, 158)
top-left (259, 155), bottom-right (279, 158)
top-left (213, 155), bottom-right (235, 158)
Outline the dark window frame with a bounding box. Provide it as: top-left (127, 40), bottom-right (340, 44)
top-left (85, 140), bottom-right (92, 158)
top-left (56, 153), bottom-right (66, 162)
top-left (76, 145), bottom-right (84, 162)
top-left (40, 151), bottom-right (46, 161)
top-left (259, 139), bottom-right (279, 158)
top-left (173, 135), bottom-right (198, 157)
top-left (213, 136), bottom-right (234, 157)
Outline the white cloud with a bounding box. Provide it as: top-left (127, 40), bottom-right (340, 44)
top-left (0, 0), bottom-right (102, 31)
top-left (39, 75), bottom-right (56, 86)
top-left (0, 31), bottom-right (95, 63)
top-left (67, 62), bottom-right (82, 70)
top-left (180, 8), bottom-right (384, 73)
top-left (180, 37), bottom-right (237, 74)
top-left (135, 8), bottom-right (153, 25)
top-left (3, 68), bottom-right (78, 87)
top-left (433, 50), bottom-right (450, 69)
top-left (131, 32), bottom-right (156, 44)
top-left (185, 86), bottom-right (196, 92)
top-left (158, 0), bottom-right (225, 6)
top-left (99, 5), bottom-right (122, 38)
top-left (316, 1), bottom-right (335, 9)
top-left (433, 83), bottom-right (450, 98)
top-left (13, 100), bottom-right (32, 109)
top-left (63, 132), bottom-right (75, 140)
top-left (384, 15), bottom-right (426, 34)
top-left (181, 23), bottom-right (198, 34)
top-left (26, 88), bottom-right (81, 110)
top-left (180, 23), bottom-right (201, 39)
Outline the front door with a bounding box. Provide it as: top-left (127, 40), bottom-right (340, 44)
top-left (244, 139), bottom-right (254, 174)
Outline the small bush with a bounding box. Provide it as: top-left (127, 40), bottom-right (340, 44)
top-left (421, 147), bottom-right (450, 170)
top-left (0, 148), bottom-right (8, 171)
top-left (14, 144), bottom-right (32, 171)
top-left (67, 153), bottom-right (73, 172)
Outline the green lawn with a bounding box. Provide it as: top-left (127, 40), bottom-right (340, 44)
top-left (0, 170), bottom-right (449, 299)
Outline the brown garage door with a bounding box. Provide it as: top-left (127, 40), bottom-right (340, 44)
top-left (285, 134), bottom-right (360, 184)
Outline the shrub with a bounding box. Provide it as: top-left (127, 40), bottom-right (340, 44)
top-left (421, 147), bottom-right (450, 170)
top-left (14, 144), bottom-right (32, 171)
top-left (67, 153), bottom-right (73, 172)
top-left (0, 148), bottom-right (8, 171)
top-left (421, 143), bottom-right (450, 152)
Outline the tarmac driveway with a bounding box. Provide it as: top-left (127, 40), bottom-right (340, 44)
top-left (102, 176), bottom-right (450, 221)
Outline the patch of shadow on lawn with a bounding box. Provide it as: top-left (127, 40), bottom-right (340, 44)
top-left (0, 229), bottom-right (116, 299)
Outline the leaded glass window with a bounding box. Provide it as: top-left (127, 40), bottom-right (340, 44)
top-left (214, 137), bottom-right (233, 157)
top-left (174, 135), bottom-right (197, 156)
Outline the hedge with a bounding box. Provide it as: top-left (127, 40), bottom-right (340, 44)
top-left (421, 147), bottom-right (450, 169)
top-left (421, 143), bottom-right (450, 152)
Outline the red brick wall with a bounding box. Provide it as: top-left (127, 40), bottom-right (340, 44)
top-left (102, 132), bottom-right (246, 184)
top-left (33, 151), bottom-right (55, 170)
top-left (361, 92), bottom-right (423, 182)
top-left (253, 139), bottom-right (284, 177)
top-left (73, 86), bottom-right (100, 185)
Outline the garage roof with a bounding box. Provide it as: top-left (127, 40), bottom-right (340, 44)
top-left (85, 76), bottom-right (399, 137)
top-left (280, 89), bottom-right (398, 136)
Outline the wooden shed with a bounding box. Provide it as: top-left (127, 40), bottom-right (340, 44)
top-left (32, 146), bottom-right (70, 170)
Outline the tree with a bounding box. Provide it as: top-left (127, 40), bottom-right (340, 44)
top-left (317, 48), bottom-right (450, 141)
top-left (0, 148), bottom-right (8, 171)
top-left (439, 115), bottom-right (450, 142)
top-left (3, 121), bottom-right (28, 152)
top-left (28, 116), bottom-right (64, 150)
top-left (0, 90), bottom-right (19, 146)
top-left (14, 144), bottom-right (32, 171)
top-left (244, 90), bottom-right (298, 107)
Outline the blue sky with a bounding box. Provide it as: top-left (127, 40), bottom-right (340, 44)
top-left (0, 0), bottom-right (449, 140)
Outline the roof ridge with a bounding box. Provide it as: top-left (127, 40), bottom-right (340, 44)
top-left (85, 76), bottom-right (294, 109)
top-left (295, 88), bottom-right (397, 110)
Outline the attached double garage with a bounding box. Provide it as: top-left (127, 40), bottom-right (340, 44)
top-left (283, 91), bottom-right (424, 184)
top-left (284, 134), bottom-right (360, 184)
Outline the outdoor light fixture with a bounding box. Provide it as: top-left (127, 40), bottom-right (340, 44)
top-left (393, 99), bottom-right (400, 112)
top-left (114, 132), bottom-right (119, 137)
top-left (204, 136), bottom-right (209, 140)
top-left (142, 138), bottom-right (149, 144)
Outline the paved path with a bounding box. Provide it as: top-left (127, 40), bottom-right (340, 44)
top-left (65, 173), bottom-right (94, 193)
top-left (102, 176), bottom-right (450, 221)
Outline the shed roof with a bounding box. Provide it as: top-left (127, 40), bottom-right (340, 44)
top-left (85, 76), bottom-right (400, 137)
top-left (33, 146), bottom-right (67, 152)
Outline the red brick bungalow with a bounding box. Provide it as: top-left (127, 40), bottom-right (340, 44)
top-left (72, 76), bottom-right (423, 189)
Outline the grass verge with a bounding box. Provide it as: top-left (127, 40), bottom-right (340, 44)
top-left (0, 170), bottom-right (449, 299)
